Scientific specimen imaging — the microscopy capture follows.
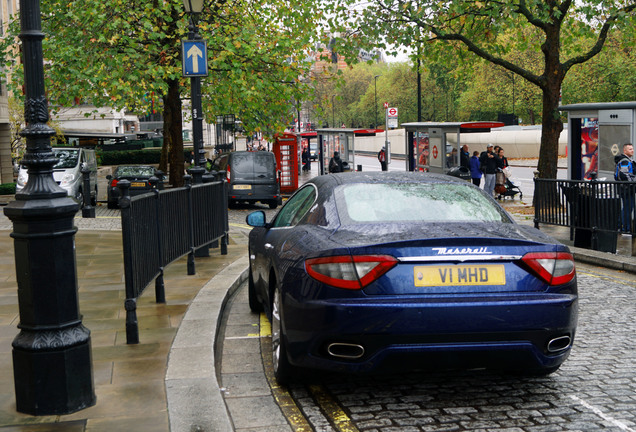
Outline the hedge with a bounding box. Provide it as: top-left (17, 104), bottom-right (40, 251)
top-left (96, 148), bottom-right (192, 166)
top-left (0, 183), bottom-right (16, 195)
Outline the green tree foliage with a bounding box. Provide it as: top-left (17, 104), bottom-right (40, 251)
top-left (563, 28), bottom-right (636, 103)
top-left (325, 0), bottom-right (636, 179)
top-left (1, 0), bottom-right (324, 185)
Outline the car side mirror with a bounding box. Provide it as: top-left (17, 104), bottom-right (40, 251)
top-left (106, 175), bottom-right (112, 180)
top-left (246, 211), bottom-right (266, 227)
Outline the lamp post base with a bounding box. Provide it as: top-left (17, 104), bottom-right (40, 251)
top-left (13, 326), bottom-right (96, 416)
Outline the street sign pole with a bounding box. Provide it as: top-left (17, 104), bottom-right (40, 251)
top-left (385, 107), bottom-right (390, 165)
top-left (182, 37), bottom-right (208, 168)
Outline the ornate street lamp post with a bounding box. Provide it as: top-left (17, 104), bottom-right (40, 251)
top-left (2, 0), bottom-right (95, 415)
top-left (183, 0), bottom-right (207, 168)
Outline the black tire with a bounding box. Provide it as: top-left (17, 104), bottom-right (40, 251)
top-left (76, 188), bottom-right (84, 208)
top-left (268, 200), bottom-right (278, 209)
top-left (107, 200), bottom-right (118, 209)
top-left (248, 265), bottom-right (263, 313)
top-left (271, 287), bottom-right (294, 385)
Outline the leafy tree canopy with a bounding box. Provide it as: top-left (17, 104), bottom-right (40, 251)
top-left (323, 0), bottom-right (636, 179)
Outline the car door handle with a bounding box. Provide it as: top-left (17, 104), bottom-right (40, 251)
top-left (265, 243), bottom-right (274, 250)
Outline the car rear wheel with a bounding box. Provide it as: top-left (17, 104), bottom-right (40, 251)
top-left (248, 265), bottom-right (263, 313)
top-left (271, 287), bottom-right (294, 384)
top-left (268, 200), bottom-right (278, 209)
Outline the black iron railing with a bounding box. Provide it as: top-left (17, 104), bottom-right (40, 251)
top-left (534, 178), bottom-right (635, 255)
top-left (118, 175), bottom-right (229, 344)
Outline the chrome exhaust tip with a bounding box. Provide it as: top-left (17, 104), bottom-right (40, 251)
top-left (327, 342), bottom-right (365, 359)
top-left (547, 335), bottom-right (572, 353)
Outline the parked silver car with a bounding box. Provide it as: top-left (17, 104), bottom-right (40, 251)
top-left (16, 147), bottom-right (98, 206)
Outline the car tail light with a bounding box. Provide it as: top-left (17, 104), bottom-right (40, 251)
top-left (520, 252), bottom-right (576, 286)
top-left (110, 179), bottom-right (119, 188)
top-left (226, 165), bottom-right (231, 183)
top-left (305, 255), bottom-right (398, 290)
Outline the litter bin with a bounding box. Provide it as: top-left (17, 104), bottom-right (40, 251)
top-left (446, 166), bottom-right (471, 181)
top-left (573, 188), bottom-right (620, 253)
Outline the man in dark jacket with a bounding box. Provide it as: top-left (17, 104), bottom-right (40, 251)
top-left (460, 145), bottom-right (470, 169)
top-left (329, 151), bottom-right (344, 173)
top-left (479, 143), bottom-right (500, 196)
top-left (615, 143), bottom-right (635, 232)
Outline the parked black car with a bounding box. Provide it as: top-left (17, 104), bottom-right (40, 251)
top-left (106, 165), bottom-right (161, 208)
top-left (210, 151), bottom-right (281, 209)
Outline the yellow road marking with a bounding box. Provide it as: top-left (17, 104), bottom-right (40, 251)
top-left (308, 385), bottom-right (360, 432)
top-left (259, 313), bottom-right (312, 431)
top-left (230, 222), bottom-right (251, 230)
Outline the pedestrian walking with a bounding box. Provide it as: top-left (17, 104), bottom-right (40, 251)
top-left (302, 146), bottom-right (311, 172)
top-left (479, 143), bottom-right (499, 196)
top-left (378, 147), bottom-right (387, 171)
top-left (469, 150), bottom-right (482, 187)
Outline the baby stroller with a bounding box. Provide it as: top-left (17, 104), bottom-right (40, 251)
top-left (495, 168), bottom-right (523, 200)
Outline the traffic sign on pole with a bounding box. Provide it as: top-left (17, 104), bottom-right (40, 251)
top-left (387, 107), bottom-right (398, 118)
top-left (182, 40), bottom-right (208, 77)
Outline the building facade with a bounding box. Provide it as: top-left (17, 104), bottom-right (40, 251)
top-left (0, 0), bottom-right (17, 184)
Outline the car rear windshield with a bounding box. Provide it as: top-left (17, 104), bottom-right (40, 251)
top-left (339, 182), bottom-right (510, 223)
top-left (116, 166), bottom-right (155, 177)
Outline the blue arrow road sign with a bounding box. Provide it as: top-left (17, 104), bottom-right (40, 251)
top-left (182, 40), bottom-right (208, 77)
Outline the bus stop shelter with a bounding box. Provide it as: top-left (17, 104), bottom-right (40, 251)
top-left (559, 101), bottom-right (636, 180)
top-left (317, 128), bottom-right (383, 175)
top-left (402, 122), bottom-right (504, 173)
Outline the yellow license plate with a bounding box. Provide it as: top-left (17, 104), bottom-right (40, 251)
top-left (414, 264), bottom-right (506, 286)
top-left (130, 182), bottom-right (146, 187)
top-left (233, 184), bottom-right (252, 190)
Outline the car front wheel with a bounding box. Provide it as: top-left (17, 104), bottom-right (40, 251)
top-left (75, 188), bottom-right (84, 208)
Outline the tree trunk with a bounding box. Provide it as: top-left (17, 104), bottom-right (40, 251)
top-left (537, 23), bottom-right (565, 182)
top-left (537, 86), bottom-right (562, 181)
top-left (164, 79), bottom-right (184, 187)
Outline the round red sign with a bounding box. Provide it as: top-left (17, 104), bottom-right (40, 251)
top-left (388, 107), bottom-right (397, 116)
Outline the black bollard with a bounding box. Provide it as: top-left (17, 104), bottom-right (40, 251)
top-left (81, 163), bottom-right (95, 218)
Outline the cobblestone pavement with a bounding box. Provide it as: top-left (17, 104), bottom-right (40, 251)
top-left (220, 263), bottom-right (636, 432)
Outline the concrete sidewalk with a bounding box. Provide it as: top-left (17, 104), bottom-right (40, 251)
top-left (0, 198), bottom-right (635, 431)
top-left (0, 215), bottom-right (249, 431)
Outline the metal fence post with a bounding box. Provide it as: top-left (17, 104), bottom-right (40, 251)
top-left (185, 175), bottom-right (196, 275)
top-left (150, 176), bottom-right (165, 303)
top-left (190, 166), bottom-right (210, 257)
top-left (118, 180), bottom-right (139, 344)
top-left (222, 179), bottom-right (229, 255)
top-left (532, 171), bottom-right (540, 229)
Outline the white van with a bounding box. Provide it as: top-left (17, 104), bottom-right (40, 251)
top-left (16, 147), bottom-right (98, 206)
